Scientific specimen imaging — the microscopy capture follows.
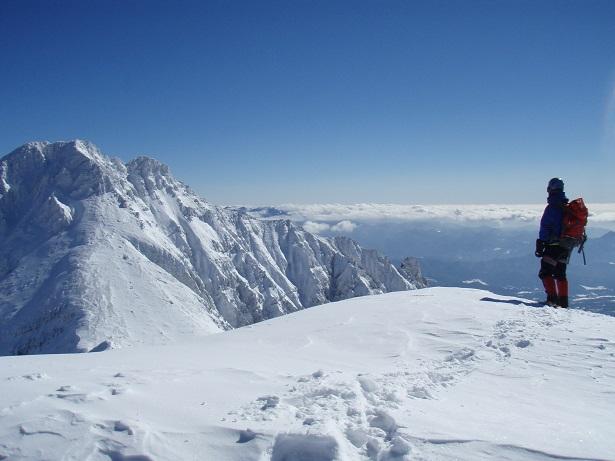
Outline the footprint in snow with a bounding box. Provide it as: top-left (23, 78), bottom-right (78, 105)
top-left (407, 384), bottom-right (433, 400)
top-left (56, 385), bottom-right (76, 392)
top-left (6, 373), bottom-right (49, 381)
top-left (237, 428), bottom-right (259, 443)
top-left (257, 395), bottom-right (279, 410)
top-left (357, 376), bottom-right (378, 394)
top-left (515, 339), bottom-right (531, 348)
top-left (50, 392), bottom-right (97, 403)
top-left (298, 369), bottom-right (325, 382)
top-left (369, 410), bottom-right (398, 439)
top-left (110, 387), bottom-right (127, 396)
top-left (112, 420), bottom-right (134, 435)
top-left (270, 433), bottom-right (338, 461)
top-left (445, 348), bottom-right (475, 362)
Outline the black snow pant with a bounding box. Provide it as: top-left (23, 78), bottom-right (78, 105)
top-left (538, 244), bottom-right (569, 281)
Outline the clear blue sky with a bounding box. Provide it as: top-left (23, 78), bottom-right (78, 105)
top-left (1, 0), bottom-right (614, 205)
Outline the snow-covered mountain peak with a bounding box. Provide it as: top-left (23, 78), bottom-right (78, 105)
top-left (127, 155), bottom-right (171, 177)
top-left (5, 139), bottom-right (106, 167)
top-left (0, 140), bottom-right (117, 202)
top-left (58, 139), bottom-right (106, 163)
top-left (0, 140), bottom-right (424, 355)
top-left (126, 155), bottom-right (181, 197)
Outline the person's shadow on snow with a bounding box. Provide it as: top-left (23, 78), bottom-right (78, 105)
top-left (480, 297), bottom-right (544, 308)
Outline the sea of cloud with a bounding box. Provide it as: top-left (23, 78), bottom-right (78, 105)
top-left (253, 203), bottom-right (615, 233)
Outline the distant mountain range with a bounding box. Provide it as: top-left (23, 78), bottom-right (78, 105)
top-left (248, 206), bottom-right (615, 316)
top-left (0, 141), bottom-right (424, 356)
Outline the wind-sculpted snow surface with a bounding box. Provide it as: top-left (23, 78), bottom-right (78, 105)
top-left (0, 288), bottom-right (614, 460)
top-left (0, 141), bottom-right (421, 355)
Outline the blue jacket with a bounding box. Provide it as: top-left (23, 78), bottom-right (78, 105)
top-left (539, 190), bottom-right (568, 242)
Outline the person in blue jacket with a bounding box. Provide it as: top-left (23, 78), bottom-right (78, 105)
top-left (535, 178), bottom-right (570, 308)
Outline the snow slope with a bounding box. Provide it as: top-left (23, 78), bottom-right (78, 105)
top-left (1, 288), bottom-right (613, 461)
top-left (0, 141), bottom-right (422, 355)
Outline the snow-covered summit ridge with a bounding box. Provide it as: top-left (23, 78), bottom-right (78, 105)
top-left (1, 288), bottom-right (613, 460)
top-left (127, 156), bottom-right (173, 182)
top-left (0, 141), bottom-right (424, 356)
top-left (0, 140), bottom-right (111, 187)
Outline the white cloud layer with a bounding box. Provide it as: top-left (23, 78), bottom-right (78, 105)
top-left (302, 220), bottom-right (331, 234)
top-left (273, 203), bottom-right (615, 226)
top-left (331, 220), bottom-right (357, 233)
top-left (302, 219), bottom-right (358, 234)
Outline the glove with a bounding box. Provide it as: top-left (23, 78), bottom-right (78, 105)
top-left (535, 239), bottom-right (545, 257)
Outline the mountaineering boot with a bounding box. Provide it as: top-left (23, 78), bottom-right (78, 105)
top-left (555, 279), bottom-right (569, 308)
top-left (545, 294), bottom-right (558, 307)
top-left (557, 296), bottom-right (569, 309)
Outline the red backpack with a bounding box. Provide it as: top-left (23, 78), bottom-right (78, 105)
top-left (561, 198), bottom-right (588, 243)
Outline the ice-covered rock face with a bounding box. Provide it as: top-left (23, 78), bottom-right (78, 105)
top-left (399, 257), bottom-right (428, 288)
top-left (126, 156), bottom-right (175, 196)
top-left (0, 141), bottom-right (424, 355)
top-left (0, 141), bottom-right (111, 227)
top-left (0, 142), bottom-right (107, 272)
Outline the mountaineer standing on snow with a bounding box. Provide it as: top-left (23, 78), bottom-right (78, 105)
top-left (535, 178), bottom-right (571, 308)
